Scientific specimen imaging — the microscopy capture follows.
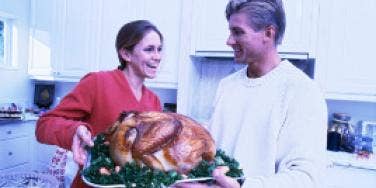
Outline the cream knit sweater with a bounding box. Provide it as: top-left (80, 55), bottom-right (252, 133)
top-left (208, 60), bottom-right (328, 188)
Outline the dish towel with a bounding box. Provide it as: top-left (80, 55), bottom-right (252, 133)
top-left (48, 148), bottom-right (79, 188)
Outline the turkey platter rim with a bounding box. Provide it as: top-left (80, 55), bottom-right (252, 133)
top-left (81, 111), bottom-right (244, 187)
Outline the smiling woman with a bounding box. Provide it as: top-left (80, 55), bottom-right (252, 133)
top-left (35, 20), bottom-right (165, 188)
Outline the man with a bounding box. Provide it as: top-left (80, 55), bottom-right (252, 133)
top-left (176, 0), bottom-right (327, 188)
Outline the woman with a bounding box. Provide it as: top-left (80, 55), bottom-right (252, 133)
top-left (35, 20), bottom-right (164, 187)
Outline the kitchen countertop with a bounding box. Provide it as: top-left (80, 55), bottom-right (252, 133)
top-left (0, 113), bottom-right (39, 125)
top-left (327, 150), bottom-right (376, 170)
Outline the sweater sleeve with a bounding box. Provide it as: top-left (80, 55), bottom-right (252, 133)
top-left (155, 96), bottom-right (162, 112)
top-left (35, 73), bottom-right (97, 150)
top-left (247, 83), bottom-right (328, 188)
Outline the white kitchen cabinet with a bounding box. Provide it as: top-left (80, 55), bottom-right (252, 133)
top-left (95, 0), bottom-right (133, 72)
top-left (326, 165), bottom-right (376, 188)
top-left (97, 0), bottom-right (182, 89)
top-left (52, 0), bottom-right (102, 80)
top-left (29, 0), bottom-right (100, 81)
top-left (191, 0), bottom-right (318, 56)
top-left (0, 120), bottom-right (57, 173)
top-left (135, 0), bottom-right (182, 89)
top-left (0, 121), bottom-right (35, 172)
top-left (316, 0), bottom-right (376, 102)
top-left (192, 0), bottom-right (232, 55)
top-left (279, 0), bottom-right (318, 55)
top-left (33, 139), bottom-right (57, 173)
top-left (29, 0), bottom-right (181, 88)
top-left (28, 0), bottom-right (56, 79)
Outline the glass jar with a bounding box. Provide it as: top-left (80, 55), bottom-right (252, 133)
top-left (361, 136), bottom-right (373, 153)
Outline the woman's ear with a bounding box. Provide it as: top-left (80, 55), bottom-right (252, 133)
top-left (119, 49), bottom-right (131, 62)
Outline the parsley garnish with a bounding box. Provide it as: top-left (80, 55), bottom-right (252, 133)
top-left (82, 133), bottom-right (243, 187)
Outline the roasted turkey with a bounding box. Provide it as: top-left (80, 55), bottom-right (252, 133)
top-left (105, 111), bottom-right (216, 174)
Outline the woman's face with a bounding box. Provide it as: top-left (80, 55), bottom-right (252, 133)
top-left (121, 30), bottom-right (163, 79)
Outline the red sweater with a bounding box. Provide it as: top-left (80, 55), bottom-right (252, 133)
top-left (35, 69), bottom-right (161, 187)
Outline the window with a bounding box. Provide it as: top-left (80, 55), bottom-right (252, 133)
top-left (0, 14), bottom-right (15, 68)
top-left (0, 20), bottom-right (4, 65)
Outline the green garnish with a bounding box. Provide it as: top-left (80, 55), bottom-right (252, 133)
top-left (82, 133), bottom-right (243, 187)
top-left (188, 149), bottom-right (243, 179)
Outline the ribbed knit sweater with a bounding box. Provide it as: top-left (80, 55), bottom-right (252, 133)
top-left (208, 60), bottom-right (328, 188)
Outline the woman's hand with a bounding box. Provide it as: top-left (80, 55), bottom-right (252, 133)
top-left (72, 125), bottom-right (94, 165)
top-left (172, 166), bottom-right (240, 188)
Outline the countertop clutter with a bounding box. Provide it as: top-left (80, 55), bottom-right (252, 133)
top-left (0, 103), bottom-right (23, 120)
top-left (0, 103), bottom-right (42, 123)
top-left (327, 112), bottom-right (375, 160)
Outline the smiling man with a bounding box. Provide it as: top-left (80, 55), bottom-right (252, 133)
top-left (204, 0), bottom-right (328, 188)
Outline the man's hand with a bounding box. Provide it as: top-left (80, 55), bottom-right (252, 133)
top-left (172, 166), bottom-right (240, 188)
top-left (212, 166), bottom-right (241, 188)
top-left (72, 125), bottom-right (94, 165)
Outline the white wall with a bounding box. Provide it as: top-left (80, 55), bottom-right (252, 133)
top-left (0, 0), bottom-right (32, 105)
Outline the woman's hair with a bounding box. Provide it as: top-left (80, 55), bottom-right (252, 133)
top-left (115, 20), bottom-right (163, 70)
top-left (225, 0), bottom-right (285, 45)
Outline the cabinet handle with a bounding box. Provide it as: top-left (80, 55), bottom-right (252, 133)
top-left (6, 130), bottom-right (12, 135)
top-left (8, 152), bottom-right (13, 156)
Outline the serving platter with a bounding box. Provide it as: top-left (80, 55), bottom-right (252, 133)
top-left (82, 173), bottom-right (245, 188)
top-left (82, 175), bottom-right (126, 188)
top-left (82, 134), bottom-right (245, 187)
top-left (82, 153), bottom-right (245, 188)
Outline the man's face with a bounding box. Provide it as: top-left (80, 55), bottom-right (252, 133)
top-left (227, 12), bottom-right (266, 64)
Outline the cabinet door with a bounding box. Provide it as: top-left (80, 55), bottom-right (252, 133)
top-left (318, 0), bottom-right (376, 99)
top-left (133, 0), bottom-right (181, 89)
top-left (193, 0), bottom-right (232, 54)
top-left (96, 0), bottom-right (133, 72)
top-left (96, 0), bottom-right (181, 88)
top-left (0, 121), bottom-right (36, 172)
top-left (0, 164), bottom-right (31, 173)
top-left (326, 165), bottom-right (376, 188)
top-left (53, 0), bottom-right (102, 80)
top-left (29, 0), bottom-right (101, 81)
top-left (192, 0), bottom-right (317, 55)
top-left (279, 0), bottom-right (317, 55)
top-left (0, 137), bottom-right (30, 170)
top-left (0, 122), bottom-right (33, 140)
top-left (33, 141), bottom-right (57, 172)
top-left (28, 0), bottom-right (57, 78)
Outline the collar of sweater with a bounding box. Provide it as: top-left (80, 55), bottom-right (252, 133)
top-left (238, 60), bottom-right (291, 87)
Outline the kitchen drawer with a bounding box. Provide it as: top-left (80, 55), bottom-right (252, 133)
top-left (326, 165), bottom-right (376, 188)
top-left (0, 163), bottom-right (31, 173)
top-left (0, 122), bottom-right (35, 140)
top-left (0, 137), bottom-right (30, 169)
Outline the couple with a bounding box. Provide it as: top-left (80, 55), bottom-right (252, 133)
top-left (36, 0), bottom-right (327, 187)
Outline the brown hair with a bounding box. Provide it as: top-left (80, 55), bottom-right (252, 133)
top-left (115, 20), bottom-right (163, 70)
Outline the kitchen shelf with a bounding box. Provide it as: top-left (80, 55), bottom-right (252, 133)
top-left (325, 93), bottom-right (376, 103)
top-left (327, 150), bottom-right (376, 170)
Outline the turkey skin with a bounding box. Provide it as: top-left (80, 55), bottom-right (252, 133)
top-left (105, 111), bottom-right (216, 174)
